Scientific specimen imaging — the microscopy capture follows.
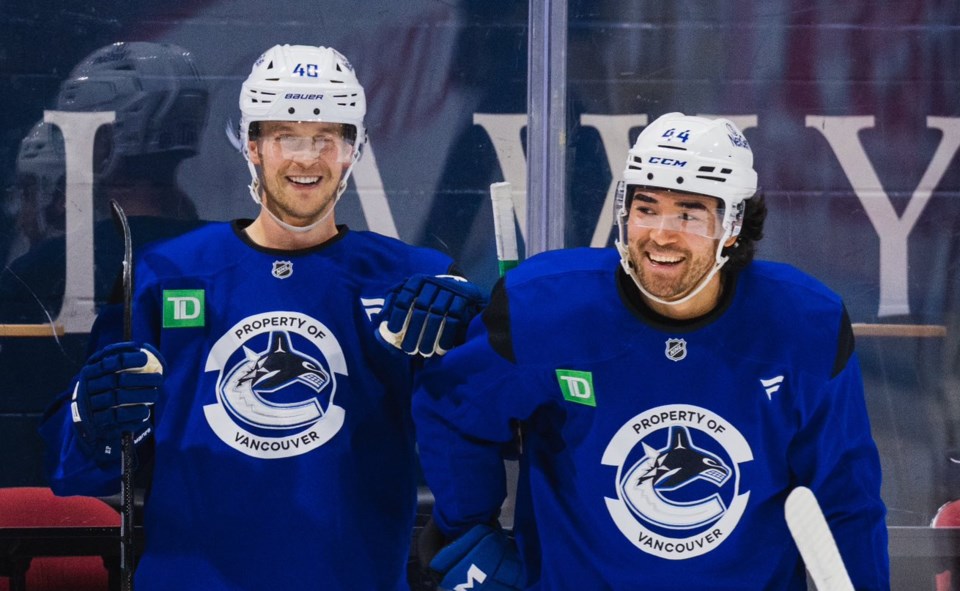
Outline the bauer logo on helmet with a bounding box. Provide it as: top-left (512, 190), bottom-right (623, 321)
top-left (284, 93), bottom-right (324, 100)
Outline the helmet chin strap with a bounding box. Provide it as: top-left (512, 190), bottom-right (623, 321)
top-left (616, 235), bottom-right (731, 308)
top-left (245, 160), bottom-right (354, 235)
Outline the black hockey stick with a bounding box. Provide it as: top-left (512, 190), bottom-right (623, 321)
top-left (109, 199), bottom-right (136, 591)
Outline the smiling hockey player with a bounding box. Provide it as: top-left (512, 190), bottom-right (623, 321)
top-left (412, 113), bottom-right (889, 590)
top-left (39, 43), bottom-right (482, 590)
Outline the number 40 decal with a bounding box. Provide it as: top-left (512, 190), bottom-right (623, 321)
top-left (661, 127), bottom-right (691, 142)
top-left (293, 63), bottom-right (319, 77)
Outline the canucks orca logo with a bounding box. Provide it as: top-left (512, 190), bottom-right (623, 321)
top-left (621, 426), bottom-right (730, 529)
top-left (237, 332), bottom-right (328, 394)
top-left (601, 404), bottom-right (753, 560)
top-left (203, 312), bottom-right (348, 459)
top-left (224, 331), bottom-right (331, 429)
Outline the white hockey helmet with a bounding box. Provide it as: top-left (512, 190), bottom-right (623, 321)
top-left (615, 113), bottom-right (758, 306)
top-left (56, 42), bottom-right (208, 177)
top-left (239, 44), bottom-right (367, 211)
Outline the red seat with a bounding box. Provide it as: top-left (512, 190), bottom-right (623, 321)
top-left (0, 487), bottom-right (119, 591)
top-left (932, 499), bottom-right (960, 591)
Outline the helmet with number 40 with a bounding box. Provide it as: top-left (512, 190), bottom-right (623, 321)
top-left (239, 44), bottom-right (367, 207)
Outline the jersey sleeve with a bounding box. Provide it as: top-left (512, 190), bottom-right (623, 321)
top-left (787, 312), bottom-right (889, 589)
top-left (413, 278), bottom-right (549, 538)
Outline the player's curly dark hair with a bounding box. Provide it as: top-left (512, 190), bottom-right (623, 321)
top-left (721, 192), bottom-right (766, 272)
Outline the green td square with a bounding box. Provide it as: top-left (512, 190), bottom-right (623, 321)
top-left (556, 369), bottom-right (596, 407)
top-left (163, 289), bottom-right (205, 328)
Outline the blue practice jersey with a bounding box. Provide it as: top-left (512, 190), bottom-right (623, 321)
top-left (413, 248), bottom-right (889, 591)
top-left (41, 222), bottom-right (454, 590)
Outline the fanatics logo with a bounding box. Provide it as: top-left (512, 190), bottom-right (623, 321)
top-left (272, 260), bottom-right (293, 279)
top-left (760, 375), bottom-right (785, 400)
top-left (359, 297), bottom-right (385, 321)
top-left (665, 338), bottom-right (687, 362)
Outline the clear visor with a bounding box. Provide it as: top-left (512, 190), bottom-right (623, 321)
top-left (258, 124), bottom-right (356, 164)
top-left (626, 190), bottom-right (726, 239)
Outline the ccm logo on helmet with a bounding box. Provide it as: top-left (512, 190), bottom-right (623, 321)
top-left (284, 93), bottom-right (324, 100)
top-left (648, 157), bottom-right (687, 167)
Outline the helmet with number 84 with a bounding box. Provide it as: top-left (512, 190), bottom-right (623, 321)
top-left (614, 113), bottom-right (759, 306)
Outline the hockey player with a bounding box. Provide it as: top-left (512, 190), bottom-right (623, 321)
top-left (413, 113), bottom-right (890, 590)
top-left (39, 44), bottom-right (483, 590)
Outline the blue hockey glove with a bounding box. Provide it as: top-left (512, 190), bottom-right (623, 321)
top-left (428, 524), bottom-right (523, 591)
top-left (70, 341), bottom-right (164, 464)
top-left (377, 274), bottom-right (485, 357)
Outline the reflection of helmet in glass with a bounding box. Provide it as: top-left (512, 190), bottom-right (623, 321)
top-left (614, 113), bottom-right (759, 307)
top-left (9, 121), bottom-right (67, 246)
top-left (239, 44), bottom-right (366, 207)
top-left (17, 120), bottom-right (64, 188)
top-left (55, 41), bottom-right (208, 178)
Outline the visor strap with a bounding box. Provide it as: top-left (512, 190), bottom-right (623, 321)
top-left (627, 256), bottom-right (728, 307)
top-left (615, 238), bottom-right (730, 308)
top-left (246, 159), bottom-right (359, 234)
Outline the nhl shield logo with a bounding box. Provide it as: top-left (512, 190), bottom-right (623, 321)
top-left (665, 338), bottom-right (687, 362)
top-left (272, 260), bottom-right (293, 279)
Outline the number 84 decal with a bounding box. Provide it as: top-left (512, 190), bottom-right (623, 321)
top-left (661, 127), bottom-right (691, 142)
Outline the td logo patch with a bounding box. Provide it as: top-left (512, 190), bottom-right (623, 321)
top-left (163, 289), bottom-right (205, 328)
top-left (601, 404), bottom-right (753, 560)
top-left (556, 369), bottom-right (596, 407)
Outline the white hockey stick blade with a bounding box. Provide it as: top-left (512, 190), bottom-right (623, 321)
top-left (490, 181), bottom-right (519, 276)
top-left (785, 486), bottom-right (854, 591)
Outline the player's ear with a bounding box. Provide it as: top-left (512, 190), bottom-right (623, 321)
top-left (248, 139), bottom-right (262, 166)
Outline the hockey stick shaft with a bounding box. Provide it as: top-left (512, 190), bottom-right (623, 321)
top-left (489, 182), bottom-right (524, 528)
top-left (785, 486), bottom-right (854, 591)
top-left (109, 199), bottom-right (136, 591)
top-left (490, 182), bottom-right (519, 276)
